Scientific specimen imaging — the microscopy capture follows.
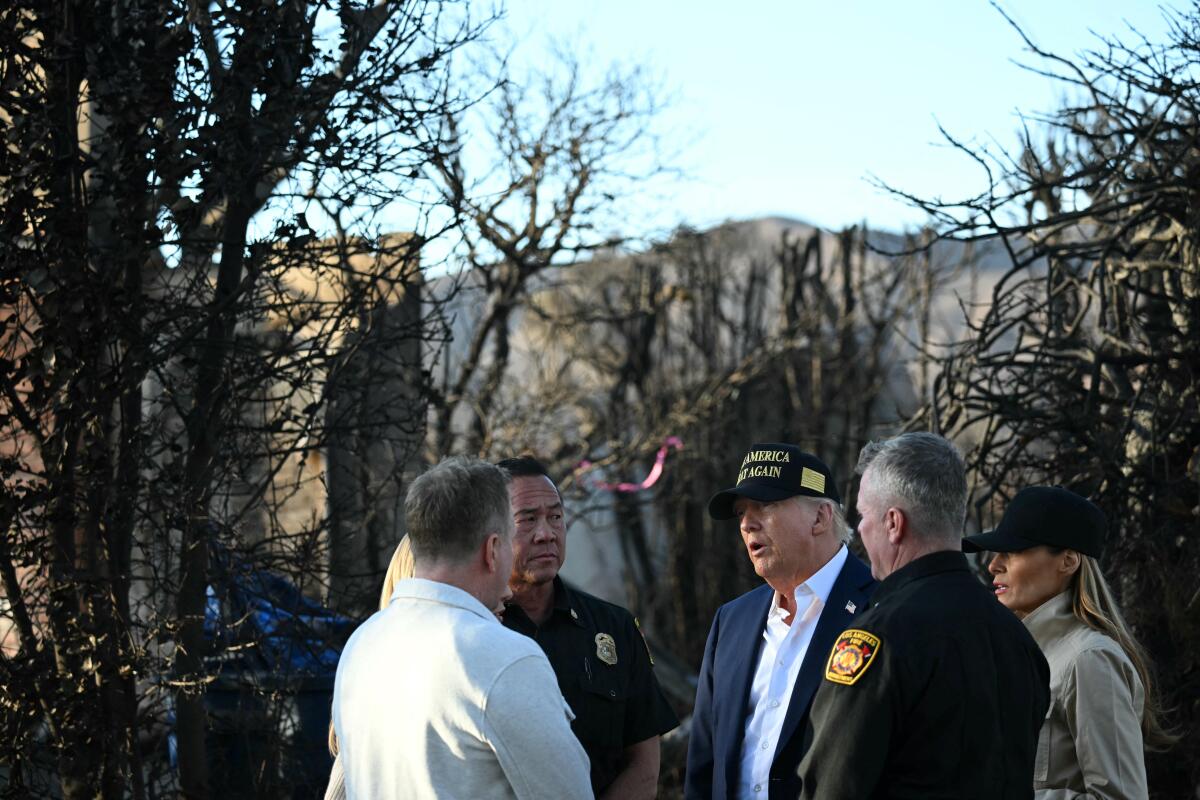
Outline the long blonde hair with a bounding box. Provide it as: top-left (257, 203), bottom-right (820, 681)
top-left (1070, 555), bottom-right (1177, 750)
top-left (328, 536), bottom-right (415, 756)
top-left (378, 536), bottom-right (415, 611)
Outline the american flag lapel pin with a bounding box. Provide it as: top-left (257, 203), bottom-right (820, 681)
top-left (845, 601), bottom-right (856, 614)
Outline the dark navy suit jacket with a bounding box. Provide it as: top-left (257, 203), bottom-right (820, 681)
top-left (684, 552), bottom-right (876, 800)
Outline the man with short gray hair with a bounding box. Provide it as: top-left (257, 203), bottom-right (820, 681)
top-left (796, 432), bottom-right (1050, 799)
top-left (333, 457), bottom-right (592, 800)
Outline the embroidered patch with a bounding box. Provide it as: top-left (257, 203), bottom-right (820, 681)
top-left (800, 467), bottom-right (826, 494)
top-left (825, 629), bottom-right (881, 685)
top-left (595, 633), bottom-right (618, 666)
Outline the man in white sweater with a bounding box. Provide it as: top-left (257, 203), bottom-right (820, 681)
top-left (333, 457), bottom-right (593, 799)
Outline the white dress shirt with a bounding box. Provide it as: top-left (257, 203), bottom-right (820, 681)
top-left (333, 578), bottom-right (592, 800)
top-left (737, 544), bottom-right (848, 799)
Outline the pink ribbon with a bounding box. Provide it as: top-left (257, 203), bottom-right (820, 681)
top-left (577, 437), bottom-right (683, 492)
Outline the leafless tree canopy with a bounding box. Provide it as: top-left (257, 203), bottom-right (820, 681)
top-left (0, 1), bottom-right (489, 796)
top-left (424, 45), bottom-right (671, 457)
top-left (3, 0), bottom-right (1197, 797)
top-left (901, 7), bottom-right (1200, 793)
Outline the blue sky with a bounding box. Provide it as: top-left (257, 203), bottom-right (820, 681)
top-left (496, 1), bottom-right (1181, 235)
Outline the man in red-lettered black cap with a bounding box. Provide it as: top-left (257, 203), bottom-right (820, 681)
top-left (684, 443), bottom-right (876, 800)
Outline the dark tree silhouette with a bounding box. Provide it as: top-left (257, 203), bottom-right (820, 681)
top-left (0, 1), bottom-right (489, 796)
top-left (903, 7), bottom-right (1200, 794)
top-left (423, 45), bottom-right (670, 458)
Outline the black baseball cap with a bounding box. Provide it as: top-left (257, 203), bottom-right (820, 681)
top-left (962, 486), bottom-right (1106, 558)
top-left (708, 443), bottom-right (840, 520)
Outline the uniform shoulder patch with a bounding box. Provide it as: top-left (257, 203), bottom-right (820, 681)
top-left (825, 628), bottom-right (881, 685)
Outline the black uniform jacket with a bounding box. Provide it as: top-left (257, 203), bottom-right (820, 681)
top-left (796, 551), bottom-right (1051, 800)
top-left (503, 576), bottom-right (679, 794)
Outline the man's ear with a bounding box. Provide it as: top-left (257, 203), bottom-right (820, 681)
top-left (483, 533), bottom-right (501, 574)
top-left (812, 501), bottom-right (832, 536)
top-left (886, 507), bottom-right (906, 545)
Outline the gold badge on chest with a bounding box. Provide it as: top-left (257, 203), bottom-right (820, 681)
top-left (595, 632), bottom-right (618, 666)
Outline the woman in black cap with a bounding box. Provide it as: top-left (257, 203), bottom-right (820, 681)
top-left (963, 486), bottom-right (1174, 799)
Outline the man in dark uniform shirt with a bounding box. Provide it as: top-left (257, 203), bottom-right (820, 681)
top-left (797, 432), bottom-right (1050, 800)
top-left (498, 456), bottom-right (679, 799)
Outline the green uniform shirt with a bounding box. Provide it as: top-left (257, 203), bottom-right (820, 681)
top-left (503, 577), bottom-right (679, 794)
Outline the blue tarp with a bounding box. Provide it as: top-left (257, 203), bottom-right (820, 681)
top-left (204, 542), bottom-right (353, 679)
top-left (167, 542), bottom-right (356, 798)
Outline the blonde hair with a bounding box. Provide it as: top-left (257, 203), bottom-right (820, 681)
top-left (378, 536), bottom-right (415, 610)
top-left (329, 536), bottom-right (416, 756)
top-left (1070, 555), bottom-right (1177, 750)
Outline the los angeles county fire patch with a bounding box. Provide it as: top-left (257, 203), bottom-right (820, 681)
top-left (825, 629), bottom-right (881, 685)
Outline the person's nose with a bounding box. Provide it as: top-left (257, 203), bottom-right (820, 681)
top-left (532, 517), bottom-right (557, 543)
top-left (988, 553), bottom-right (1005, 575)
top-left (739, 510), bottom-right (760, 534)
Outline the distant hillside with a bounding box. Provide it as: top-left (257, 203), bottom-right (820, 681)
top-left (426, 213), bottom-right (1020, 441)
